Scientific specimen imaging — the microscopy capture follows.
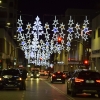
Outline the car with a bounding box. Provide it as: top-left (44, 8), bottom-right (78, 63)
top-left (40, 70), bottom-right (45, 76)
top-left (50, 71), bottom-right (66, 84)
top-left (0, 68), bottom-right (23, 90)
top-left (63, 71), bottom-right (70, 79)
top-left (67, 69), bottom-right (100, 97)
top-left (31, 70), bottom-right (40, 78)
top-left (0, 70), bottom-right (2, 74)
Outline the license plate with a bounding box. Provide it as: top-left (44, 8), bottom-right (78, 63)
top-left (86, 80), bottom-right (94, 83)
top-left (57, 79), bottom-right (61, 80)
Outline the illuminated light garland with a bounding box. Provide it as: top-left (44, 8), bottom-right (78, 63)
top-left (66, 46), bottom-right (71, 52)
top-left (83, 16), bottom-right (89, 27)
top-left (16, 15), bottom-right (91, 65)
top-left (66, 16), bottom-right (74, 52)
top-left (74, 23), bottom-right (80, 38)
top-left (67, 27), bottom-right (74, 33)
top-left (74, 32), bottom-right (81, 38)
top-left (52, 16), bottom-right (59, 37)
top-left (44, 23), bottom-right (50, 41)
top-left (66, 41), bottom-right (71, 47)
top-left (32, 16), bottom-right (44, 39)
top-left (67, 33), bottom-right (73, 41)
top-left (17, 26), bottom-right (24, 33)
top-left (25, 31), bottom-right (31, 39)
top-left (81, 16), bottom-right (89, 41)
top-left (26, 22), bottom-right (32, 31)
top-left (17, 16), bottom-right (23, 26)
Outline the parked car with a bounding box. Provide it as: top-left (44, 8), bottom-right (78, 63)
top-left (0, 68), bottom-right (23, 90)
top-left (50, 71), bottom-right (66, 84)
top-left (67, 69), bottom-right (100, 97)
top-left (0, 69), bottom-right (2, 75)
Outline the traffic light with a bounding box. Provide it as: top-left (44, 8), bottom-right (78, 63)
top-left (84, 60), bottom-right (88, 64)
top-left (58, 37), bottom-right (62, 44)
top-left (83, 60), bottom-right (89, 69)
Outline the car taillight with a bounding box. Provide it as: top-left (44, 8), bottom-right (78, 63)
top-left (62, 74), bottom-right (66, 78)
top-left (52, 74), bottom-right (56, 77)
top-left (96, 80), bottom-right (100, 83)
top-left (17, 77), bottom-right (22, 81)
top-left (75, 78), bottom-right (84, 82)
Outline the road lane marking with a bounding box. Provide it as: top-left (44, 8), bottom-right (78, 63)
top-left (21, 92), bottom-right (25, 100)
top-left (45, 81), bottom-right (75, 100)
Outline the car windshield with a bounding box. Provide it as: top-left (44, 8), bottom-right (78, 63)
top-left (2, 69), bottom-right (20, 75)
top-left (32, 70), bottom-right (39, 73)
top-left (78, 71), bottom-right (100, 79)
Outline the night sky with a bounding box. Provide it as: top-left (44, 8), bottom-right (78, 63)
top-left (18, 0), bottom-right (99, 20)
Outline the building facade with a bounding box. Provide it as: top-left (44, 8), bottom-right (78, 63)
top-left (0, 0), bottom-right (18, 69)
top-left (54, 9), bottom-right (96, 72)
top-left (91, 14), bottom-right (100, 72)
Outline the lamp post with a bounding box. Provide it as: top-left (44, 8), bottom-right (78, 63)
top-left (0, 0), bottom-right (2, 4)
top-left (10, 47), bottom-right (20, 68)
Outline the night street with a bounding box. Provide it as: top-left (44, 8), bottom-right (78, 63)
top-left (0, 76), bottom-right (99, 100)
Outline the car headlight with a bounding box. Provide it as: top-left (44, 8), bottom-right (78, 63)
top-left (36, 74), bottom-right (40, 76)
top-left (0, 78), bottom-right (2, 81)
top-left (17, 77), bottom-right (22, 81)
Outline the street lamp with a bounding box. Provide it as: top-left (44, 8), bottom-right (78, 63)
top-left (10, 47), bottom-right (20, 68)
top-left (0, 0), bottom-right (2, 4)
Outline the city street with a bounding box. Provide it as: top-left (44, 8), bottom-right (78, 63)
top-left (0, 76), bottom-right (99, 100)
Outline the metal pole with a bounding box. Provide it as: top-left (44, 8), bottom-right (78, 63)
top-left (10, 47), bottom-right (20, 68)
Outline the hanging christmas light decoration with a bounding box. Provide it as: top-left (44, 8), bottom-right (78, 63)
top-left (51, 16), bottom-right (65, 54)
top-left (66, 16), bottom-right (74, 52)
top-left (81, 16), bottom-right (89, 41)
top-left (17, 16), bottom-right (24, 41)
top-left (17, 15), bottom-right (91, 66)
top-left (74, 23), bottom-right (81, 38)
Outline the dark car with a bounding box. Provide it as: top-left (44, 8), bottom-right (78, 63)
top-left (50, 71), bottom-right (66, 84)
top-left (0, 68), bottom-right (23, 90)
top-left (67, 69), bottom-right (100, 97)
top-left (0, 70), bottom-right (2, 75)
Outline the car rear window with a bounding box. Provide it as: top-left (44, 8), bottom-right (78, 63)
top-left (78, 71), bottom-right (100, 79)
top-left (54, 72), bottom-right (63, 75)
top-left (2, 69), bottom-right (20, 75)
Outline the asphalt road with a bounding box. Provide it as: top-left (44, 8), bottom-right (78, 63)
top-left (0, 76), bottom-right (99, 100)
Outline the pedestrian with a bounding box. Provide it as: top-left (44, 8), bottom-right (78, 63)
top-left (21, 67), bottom-right (28, 90)
top-left (47, 71), bottom-right (51, 79)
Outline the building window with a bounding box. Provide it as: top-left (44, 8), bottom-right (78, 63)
top-left (0, 38), bottom-right (4, 52)
top-left (0, 11), bottom-right (7, 18)
top-left (93, 30), bottom-right (95, 39)
top-left (98, 28), bottom-right (100, 37)
top-left (14, 23), bottom-right (16, 27)
top-left (2, 0), bottom-right (7, 3)
top-left (9, 2), bottom-right (13, 7)
top-left (9, 13), bottom-right (13, 18)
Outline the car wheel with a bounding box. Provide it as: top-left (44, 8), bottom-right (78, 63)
top-left (91, 93), bottom-right (95, 97)
top-left (71, 90), bottom-right (76, 97)
top-left (62, 81), bottom-right (65, 84)
top-left (0, 87), bottom-right (3, 90)
top-left (98, 94), bottom-right (100, 98)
